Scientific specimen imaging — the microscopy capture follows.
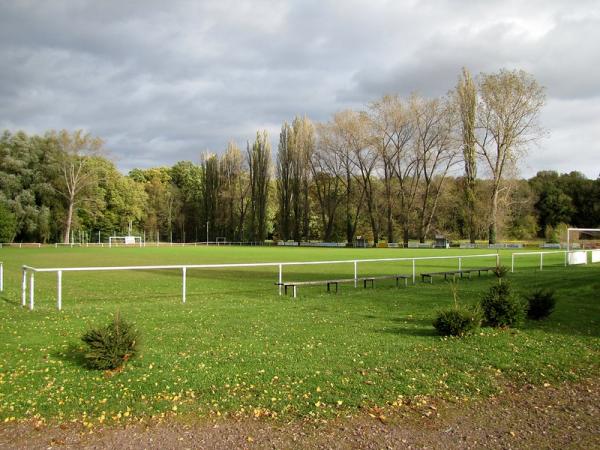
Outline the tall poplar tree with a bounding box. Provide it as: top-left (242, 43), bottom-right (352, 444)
top-left (276, 123), bottom-right (293, 240)
top-left (248, 131), bottom-right (271, 242)
top-left (456, 68), bottom-right (478, 243)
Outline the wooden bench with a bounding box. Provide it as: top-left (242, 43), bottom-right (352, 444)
top-left (361, 274), bottom-right (410, 289)
top-left (421, 267), bottom-right (496, 283)
top-left (278, 274), bottom-right (409, 298)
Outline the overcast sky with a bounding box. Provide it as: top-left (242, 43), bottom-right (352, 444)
top-left (1, 0), bottom-right (599, 178)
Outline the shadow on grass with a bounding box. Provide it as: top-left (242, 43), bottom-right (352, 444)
top-left (379, 316), bottom-right (438, 337)
top-left (0, 295), bottom-right (21, 307)
top-left (52, 342), bottom-right (88, 369)
top-left (520, 316), bottom-right (600, 338)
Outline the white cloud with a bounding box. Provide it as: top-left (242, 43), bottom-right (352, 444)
top-left (0, 0), bottom-right (598, 177)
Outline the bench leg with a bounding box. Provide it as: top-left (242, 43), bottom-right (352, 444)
top-left (334, 282), bottom-right (338, 293)
top-left (285, 285), bottom-right (288, 295)
top-left (404, 278), bottom-right (408, 288)
top-left (293, 286), bottom-right (297, 298)
top-left (327, 282), bottom-right (331, 293)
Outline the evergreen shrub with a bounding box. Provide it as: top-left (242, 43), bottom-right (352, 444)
top-left (81, 313), bottom-right (140, 370)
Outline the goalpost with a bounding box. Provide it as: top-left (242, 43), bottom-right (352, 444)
top-left (109, 236), bottom-right (143, 248)
top-left (566, 228), bottom-right (600, 264)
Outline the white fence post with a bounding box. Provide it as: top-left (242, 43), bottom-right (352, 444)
top-left (412, 259), bottom-right (416, 284)
top-left (540, 253), bottom-right (543, 271)
top-left (458, 257), bottom-right (462, 271)
top-left (278, 264), bottom-right (283, 295)
top-left (0, 262), bottom-right (3, 292)
top-left (57, 270), bottom-right (62, 311)
top-left (21, 268), bottom-right (27, 307)
top-left (29, 271), bottom-right (34, 310)
top-left (354, 261), bottom-right (358, 287)
top-left (564, 251), bottom-right (568, 267)
top-left (182, 267), bottom-right (187, 303)
top-left (511, 253), bottom-right (515, 273)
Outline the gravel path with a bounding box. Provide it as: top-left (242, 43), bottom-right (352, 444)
top-left (1, 379), bottom-right (598, 449)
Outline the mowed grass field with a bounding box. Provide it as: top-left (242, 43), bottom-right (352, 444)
top-left (0, 246), bottom-right (598, 425)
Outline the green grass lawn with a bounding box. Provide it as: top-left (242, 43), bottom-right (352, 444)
top-left (0, 246), bottom-right (598, 425)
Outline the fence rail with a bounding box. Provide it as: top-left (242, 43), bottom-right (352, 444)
top-left (510, 250), bottom-right (598, 272)
top-left (20, 253), bottom-right (500, 311)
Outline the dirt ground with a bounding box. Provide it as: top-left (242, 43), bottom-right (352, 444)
top-left (1, 379), bottom-right (598, 449)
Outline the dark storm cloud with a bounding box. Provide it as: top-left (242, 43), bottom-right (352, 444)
top-left (0, 0), bottom-right (598, 176)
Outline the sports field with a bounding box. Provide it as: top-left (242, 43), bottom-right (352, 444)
top-left (0, 246), bottom-right (598, 425)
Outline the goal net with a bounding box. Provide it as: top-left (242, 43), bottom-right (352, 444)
top-left (109, 236), bottom-right (143, 248)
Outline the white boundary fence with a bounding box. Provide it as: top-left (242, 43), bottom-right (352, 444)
top-left (0, 243), bottom-right (42, 248)
top-left (20, 253), bottom-right (500, 311)
top-left (511, 249), bottom-right (599, 272)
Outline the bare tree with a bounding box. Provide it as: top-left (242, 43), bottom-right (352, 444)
top-left (311, 127), bottom-right (344, 241)
top-left (345, 112), bottom-right (382, 244)
top-left (318, 112), bottom-right (365, 244)
top-left (368, 95), bottom-right (414, 243)
top-left (48, 130), bottom-right (104, 243)
top-left (411, 95), bottom-right (459, 242)
top-left (476, 69), bottom-right (545, 243)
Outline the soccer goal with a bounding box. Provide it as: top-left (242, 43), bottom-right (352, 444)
top-left (109, 236), bottom-right (143, 248)
top-left (567, 228), bottom-right (600, 264)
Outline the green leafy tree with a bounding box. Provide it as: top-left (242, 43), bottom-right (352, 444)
top-left (0, 201), bottom-right (17, 242)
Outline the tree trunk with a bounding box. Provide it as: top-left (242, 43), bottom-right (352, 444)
top-left (63, 198), bottom-right (74, 244)
top-left (345, 170), bottom-right (353, 244)
top-left (386, 198), bottom-right (394, 243)
top-left (489, 188), bottom-right (499, 244)
top-left (403, 224), bottom-right (409, 246)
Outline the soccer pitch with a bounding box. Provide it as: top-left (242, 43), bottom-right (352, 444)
top-left (0, 246), bottom-right (598, 423)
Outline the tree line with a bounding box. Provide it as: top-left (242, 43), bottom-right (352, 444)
top-left (1, 68), bottom-right (599, 244)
